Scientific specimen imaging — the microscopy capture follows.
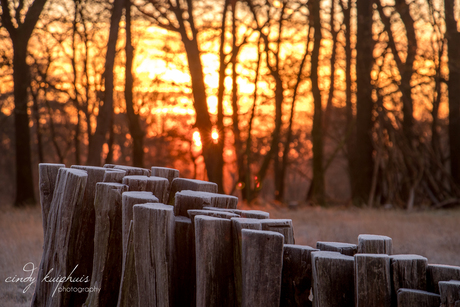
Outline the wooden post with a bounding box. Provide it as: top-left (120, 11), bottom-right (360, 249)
top-left (427, 264), bottom-right (460, 294)
top-left (280, 244), bottom-right (319, 307)
top-left (311, 251), bottom-right (354, 307)
top-left (397, 289), bottom-right (441, 307)
top-left (65, 165), bottom-right (107, 306)
top-left (203, 207), bottom-right (270, 219)
top-left (133, 203), bottom-right (175, 307)
top-left (103, 169), bottom-right (126, 183)
top-left (188, 209), bottom-right (240, 224)
top-left (172, 216), bottom-right (196, 307)
top-left (174, 190), bottom-right (236, 217)
top-left (38, 163), bottom-right (65, 237)
top-left (167, 178), bottom-right (218, 206)
top-left (151, 166), bottom-right (179, 201)
top-left (117, 221), bottom-right (138, 307)
top-left (84, 182), bottom-right (128, 307)
top-left (316, 242), bottom-right (358, 256)
top-left (195, 215), bottom-right (235, 307)
top-left (439, 280), bottom-right (460, 307)
top-left (31, 168), bottom-right (88, 307)
top-left (390, 254), bottom-right (428, 305)
top-left (259, 219), bottom-right (295, 244)
top-left (121, 191), bottom-right (159, 256)
top-left (151, 166), bottom-right (179, 183)
top-left (357, 234), bottom-right (392, 254)
top-left (231, 218), bottom-right (263, 307)
top-left (113, 165), bottom-right (150, 176)
top-left (241, 229), bottom-right (284, 307)
top-left (122, 175), bottom-right (169, 203)
top-left (354, 254), bottom-right (391, 307)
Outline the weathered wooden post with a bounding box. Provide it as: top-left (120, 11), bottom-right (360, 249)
top-left (280, 244), bottom-right (319, 307)
top-left (151, 166), bottom-right (179, 183)
top-left (172, 216), bottom-right (195, 307)
top-left (203, 207), bottom-right (270, 219)
top-left (31, 168), bottom-right (88, 307)
top-left (121, 191), bottom-right (159, 254)
top-left (167, 178), bottom-right (218, 206)
top-left (113, 165), bottom-right (150, 176)
top-left (354, 254), bottom-right (391, 307)
top-left (439, 280), bottom-right (460, 307)
top-left (103, 168), bottom-right (126, 183)
top-left (174, 190), bottom-right (237, 217)
top-left (357, 234), bottom-right (392, 254)
top-left (195, 215), bottom-right (235, 307)
top-left (151, 166), bottom-right (179, 201)
top-left (427, 264), bottom-right (460, 294)
top-left (38, 163), bottom-right (65, 237)
top-left (316, 241), bottom-right (358, 256)
top-left (188, 209), bottom-right (240, 223)
top-left (397, 289), bottom-right (441, 307)
top-left (119, 191), bottom-right (159, 307)
top-left (311, 251), bottom-right (354, 307)
top-left (84, 182), bottom-right (128, 307)
top-left (122, 175), bottom-right (169, 203)
top-left (390, 254), bottom-right (428, 305)
top-left (117, 221), bottom-right (138, 307)
top-left (133, 203), bottom-right (175, 307)
top-left (241, 229), bottom-right (284, 307)
top-left (231, 218), bottom-right (263, 307)
top-left (259, 219), bottom-right (295, 244)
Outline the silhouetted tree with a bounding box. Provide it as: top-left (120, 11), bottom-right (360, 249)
top-left (0, 0), bottom-right (49, 206)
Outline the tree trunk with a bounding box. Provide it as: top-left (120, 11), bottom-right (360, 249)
top-left (1, 0), bottom-right (50, 201)
top-left (125, 0), bottom-right (144, 167)
top-left (445, 0), bottom-right (460, 185)
top-left (309, 0), bottom-right (325, 205)
top-left (87, 0), bottom-right (124, 166)
top-left (353, 0), bottom-right (375, 205)
top-left (181, 34), bottom-right (224, 190)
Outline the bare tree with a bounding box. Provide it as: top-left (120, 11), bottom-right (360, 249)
top-left (445, 0), bottom-right (460, 185)
top-left (87, 0), bottom-right (124, 166)
top-left (1, 0), bottom-right (49, 206)
top-left (353, 0), bottom-right (376, 205)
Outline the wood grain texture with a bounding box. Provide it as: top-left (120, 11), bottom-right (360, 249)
top-left (241, 229), bottom-right (284, 307)
top-left (280, 244), bottom-right (319, 307)
top-left (390, 254), bottom-right (428, 305)
top-left (439, 280), bottom-right (460, 307)
top-left (358, 234), bottom-right (392, 254)
top-left (397, 289), bottom-right (441, 307)
top-left (117, 221), bottom-right (138, 307)
top-left (427, 264), bottom-right (460, 294)
top-left (259, 219), bottom-right (295, 244)
top-left (38, 163), bottom-right (65, 237)
top-left (195, 215), bottom-right (235, 307)
top-left (31, 168), bottom-right (88, 307)
top-left (134, 203), bottom-right (175, 307)
top-left (354, 254), bottom-right (391, 307)
top-left (84, 182), bottom-right (127, 307)
top-left (311, 251), bottom-right (354, 307)
top-left (123, 175), bottom-right (169, 203)
top-left (231, 218), bottom-right (263, 307)
top-left (316, 241), bottom-right (358, 256)
top-left (168, 178), bottom-right (218, 206)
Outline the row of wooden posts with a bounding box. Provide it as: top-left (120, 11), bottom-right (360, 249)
top-left (31, 163), bottom-right (460, 307)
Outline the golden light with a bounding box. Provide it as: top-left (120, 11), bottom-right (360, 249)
top-left (193, 131), bottom-right (202, 148)
top-left (212, 128), bottom-right (219, 144)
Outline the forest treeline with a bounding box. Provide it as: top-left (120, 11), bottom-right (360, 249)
top-left (1, 0), bottom-right (460, 208)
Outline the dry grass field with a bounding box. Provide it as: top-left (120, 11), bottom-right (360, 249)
top-left (0, 203), bottom-right (459, 306)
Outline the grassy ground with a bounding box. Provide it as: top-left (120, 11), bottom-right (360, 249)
top-left (0, 203), bottom-right (459, 306)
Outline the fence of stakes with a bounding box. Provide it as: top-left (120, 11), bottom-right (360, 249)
top-left (31, 163), bottom-right (460, 307)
